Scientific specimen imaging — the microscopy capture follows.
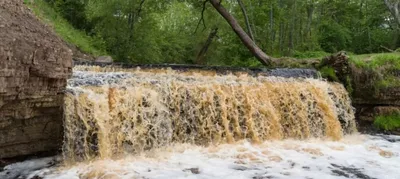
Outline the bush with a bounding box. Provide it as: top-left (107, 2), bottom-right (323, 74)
top-left (374, 113), bottom-right (400, 131)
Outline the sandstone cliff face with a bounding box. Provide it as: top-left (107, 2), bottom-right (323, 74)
top-left (0, 0), bottom-right (72, 158)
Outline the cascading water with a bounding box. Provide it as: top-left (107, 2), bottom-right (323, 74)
top-left (63, 66), bottom-right (356, 162)
top-left (2, 66), bottom-right (400, 179)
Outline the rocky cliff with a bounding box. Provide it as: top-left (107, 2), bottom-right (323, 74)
top-left (0, 0), bottom-right (72, 158)
top-left (305, 52), bottom-right (400, 133)
top-left (352, 68), bottom-right (400, 133)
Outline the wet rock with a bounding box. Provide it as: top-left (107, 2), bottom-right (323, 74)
top-left (332, 169), bottom-right (350, 178)
top-left (95, 56), bottom-right (113, 63)
top-left (330, 163), bottom-right (376, 179)
top-left (268, 68), bottom-right (318, 78)
top-left (253, 176), bottom-right (275, 179)
top-left (230, 165), bottom-right (249, 171)
top-left (183, 168), bottom-right (200, 174)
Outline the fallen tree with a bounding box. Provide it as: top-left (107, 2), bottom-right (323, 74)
top-left (206, 0), bottom-right (276, 66)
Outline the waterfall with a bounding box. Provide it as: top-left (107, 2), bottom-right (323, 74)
top-left (63, 66), bottom-right (356, 163)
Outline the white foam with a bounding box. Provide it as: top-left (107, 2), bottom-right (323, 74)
top-left (2, 134), bottom-right (397, 179)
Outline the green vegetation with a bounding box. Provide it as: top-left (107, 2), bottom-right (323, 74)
top-left (374, 113), bottom-right (400, 131)
top-left (350, 53), bottom-right (400, 69)
top-left (345, 76), bottom-right (354, 96)
top-left (25, 0), bottom-right (106, 57)
top-left (319, 66), bottom-right (339, 82)
top-left (350, 53), bottom-right (400, 89)
top-left (23, 0), bottom-right (398, 65)
top-left (293, 51), bottom-right (330, 59)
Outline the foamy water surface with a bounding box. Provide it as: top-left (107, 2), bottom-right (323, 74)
top-left (2, 134), bottom-right (399, 179)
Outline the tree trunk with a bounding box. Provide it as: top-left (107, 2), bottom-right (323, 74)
top-left (209, 0), bottom-right (274, 66)
top-left (270, 3), bottom-right (274, 53)
top-left (196, 28), bottom-right (219, 64)
top-left (279, 0), bottom-right (284, 55)
top-left (128, 0), bottom-right (145, 41)
top-left (288, 0), bottom-right (296, 55)
top-left (249, 0), bottom-right (257, 41)
top-left (237, 0), bottom-right (255, 41)
top-left (306, 3), bottom-right (314, 39)
top-left (384, 0), bottom-right (400, 27)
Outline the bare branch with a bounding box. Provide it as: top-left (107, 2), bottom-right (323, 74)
top-left (194, 0), bottom-right (208, 34)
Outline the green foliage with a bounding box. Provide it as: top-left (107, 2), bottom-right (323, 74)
top-left (375, 76), bottom-right (400, 89)
top-left (52, 0), bottom-right (88, 30)
top-left (349, 53), bottom-right (400, 68)
top-left (27, 0), bottom-right (399, 66)
top-left (345, 76), bottom-right (354, 96)
top-left (350, 53), bottom-right (400, 89)
top-left (374, 113), bottom-right (400, 131)
top-left (293, 51), bottom-right (329, 59)
top-left (318, 21), bottom-right (351, 53)
top-left (319, 66), bottom-right (339, 82)
top-left (28, 0), bottom-right (106, 57)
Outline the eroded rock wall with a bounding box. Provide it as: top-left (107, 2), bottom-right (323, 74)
top-left (351, 67), bottom-right (400, 133)
top-left (0, 0), bottom-right (72, 158)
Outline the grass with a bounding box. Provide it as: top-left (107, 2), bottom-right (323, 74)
top-left (374, 113), bottom-right (400, 131)
top-left (349, 53), bottom-right (400, 69)
top-left (25, 0), bottom-right (106, 57)
top-left (349, 52), bottom-right (400, 89)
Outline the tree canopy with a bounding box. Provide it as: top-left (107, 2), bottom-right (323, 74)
top-left (44, 0), bottom-right (399, 66)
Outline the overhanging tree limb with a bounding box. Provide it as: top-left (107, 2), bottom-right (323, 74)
top-left (208, 0), bottom-right (275, 66)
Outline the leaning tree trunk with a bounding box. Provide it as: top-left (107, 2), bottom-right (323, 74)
top-left (196, 28), bottom-right (219, 64)
top-left (209, 0), bottom-right (274, 66)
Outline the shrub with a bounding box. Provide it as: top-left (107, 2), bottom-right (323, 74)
top-left (374, 113), bottom-right (400, 131)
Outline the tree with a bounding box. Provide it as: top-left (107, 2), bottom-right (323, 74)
top-left (384, 0), bottom-right (400, 27)
top-left (237, 0), bottom-right (255, 41)
top-left (38, 0), bottom-right (399, 66)
top-left (208, 0), bottom-right (275, 66)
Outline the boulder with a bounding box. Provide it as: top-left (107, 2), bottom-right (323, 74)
top-left (0, 0), bottom-right (72, 158)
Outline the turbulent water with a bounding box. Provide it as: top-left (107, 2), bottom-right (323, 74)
top-left (2, 135), bottom-right (400, 179)
top-left (63, 66), bottom-right (356, 162)
top-left (2, 66), bottom-right (400, 179)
